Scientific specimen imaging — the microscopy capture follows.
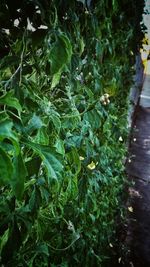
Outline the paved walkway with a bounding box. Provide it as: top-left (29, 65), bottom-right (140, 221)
top-left (126, 58), bottom-right (150, 266)
top-left (127, 59), bottom-right (150, 179)
top-left (140, 60), bottom-right (150, 107)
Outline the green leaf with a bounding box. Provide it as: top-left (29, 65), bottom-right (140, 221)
top-left (51, 114), bottom-right (61, 133)
top-left (25, 114), bottom-right (44, 134)
top-left (29, 186), bottom-right (42, 213)
top-left (50, 33), bottom-right (72, 74)
top-left (11, 153), bottom-right (27, 200)
top-left (51, 70), bottom-right (61, 89)
top-left (55, 139), bottom-right (65, 156)
top-left (36, 243), bottom-right (49, 256)
top-left (0, 91), bottom-right (22, 112)
top-left (34, 127), bottom-right (49, 145)
top-left (0, 55), bottom-right (20, 70)
top-left (83, 109), bottom-right (102, 129)
top-left (0, 111), bottom-right (9, 122)
top-left (1, 219), bottom-right (21, 263)
top-left (25, 157), bottom-right (41, 178)
top-left (0, 229), bottom-right (9, 253)
top-left (79, 37), bottom-right (85, 56)
top-left (0, 118), bottom-right (20, 154)
top-left (24, 141), bottom-right (63, 182)
top-left (67, 147), bottom-right (81, 176)
top-left (0, 147), bottom-right (13, 185)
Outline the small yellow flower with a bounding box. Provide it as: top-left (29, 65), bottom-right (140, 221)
top-left (87, 161), bottom-right (96, 170)
top-left (128, 206), bottom-right (133, 213)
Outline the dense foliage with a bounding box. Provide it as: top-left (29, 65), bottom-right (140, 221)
top-left (0, 0), bottom-right (144, 266)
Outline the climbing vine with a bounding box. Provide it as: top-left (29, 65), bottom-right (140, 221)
top-left (0, 0), bottom-right (145, 266)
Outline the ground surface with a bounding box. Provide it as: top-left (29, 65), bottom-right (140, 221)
top-left (126, 59), bottom-right (150, 266)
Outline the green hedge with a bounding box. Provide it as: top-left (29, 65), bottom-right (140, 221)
top-left (0, 0), bottom-right (144, 266)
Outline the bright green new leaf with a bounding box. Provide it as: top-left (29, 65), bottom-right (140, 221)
top-left (0, 91), bottom-right (22, 112)
top-left (0, 229), bottom-right (9, 253)
top-left (55, 139), bottom-right (65, 156)
top-left (51, 70), bottom-right (61, 89)
top-left (34, 127), bottom-right (49, 145)
top-left (79, 37), bottom-right (85, 56)
top-left (0, 147), bottom-right (13, 185)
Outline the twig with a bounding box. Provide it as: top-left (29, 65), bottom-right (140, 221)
top-left (4, 31), bottom-right (26, 89)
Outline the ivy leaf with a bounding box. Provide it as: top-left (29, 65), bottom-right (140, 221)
top-left (11, 153), bottom-right (27, 200)
top-left (0, 91), bottom-right (22, 112)
top-left (24, 141), bottom-right (63, 182)
top-left (0, 147), bottom-right (13, 185)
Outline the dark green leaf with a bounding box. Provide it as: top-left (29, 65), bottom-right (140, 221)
top-left (0, 118), bottom-right (20, 154)
top-left (0, 91), bottom-right (22, 112)
top-left (11, 153), bottom-right (27, 200)
top-left (0, 55), bottom-right (20, 70)
top-left (24, 141), bottom-right (63, 181)
top-left (36, 243), bottom-right (49, 256)
top-left (50, 33), bottom-right (72, 74)
top-left (0, 147), bottom-right (13, 185)
top-left (29, 186), bottom-right (42, 213)
top-left (32, 29), bottom-right (48, 48)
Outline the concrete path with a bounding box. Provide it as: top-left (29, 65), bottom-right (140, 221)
top-left (125, 58), bottom-right (150, 266)
top-left (127, 59), bottom-right (150, 179)
top-left (140, 60), bottom-right (150, 107)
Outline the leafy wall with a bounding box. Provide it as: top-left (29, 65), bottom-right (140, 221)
top-left (0, 0), bottom-right (144, 266)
